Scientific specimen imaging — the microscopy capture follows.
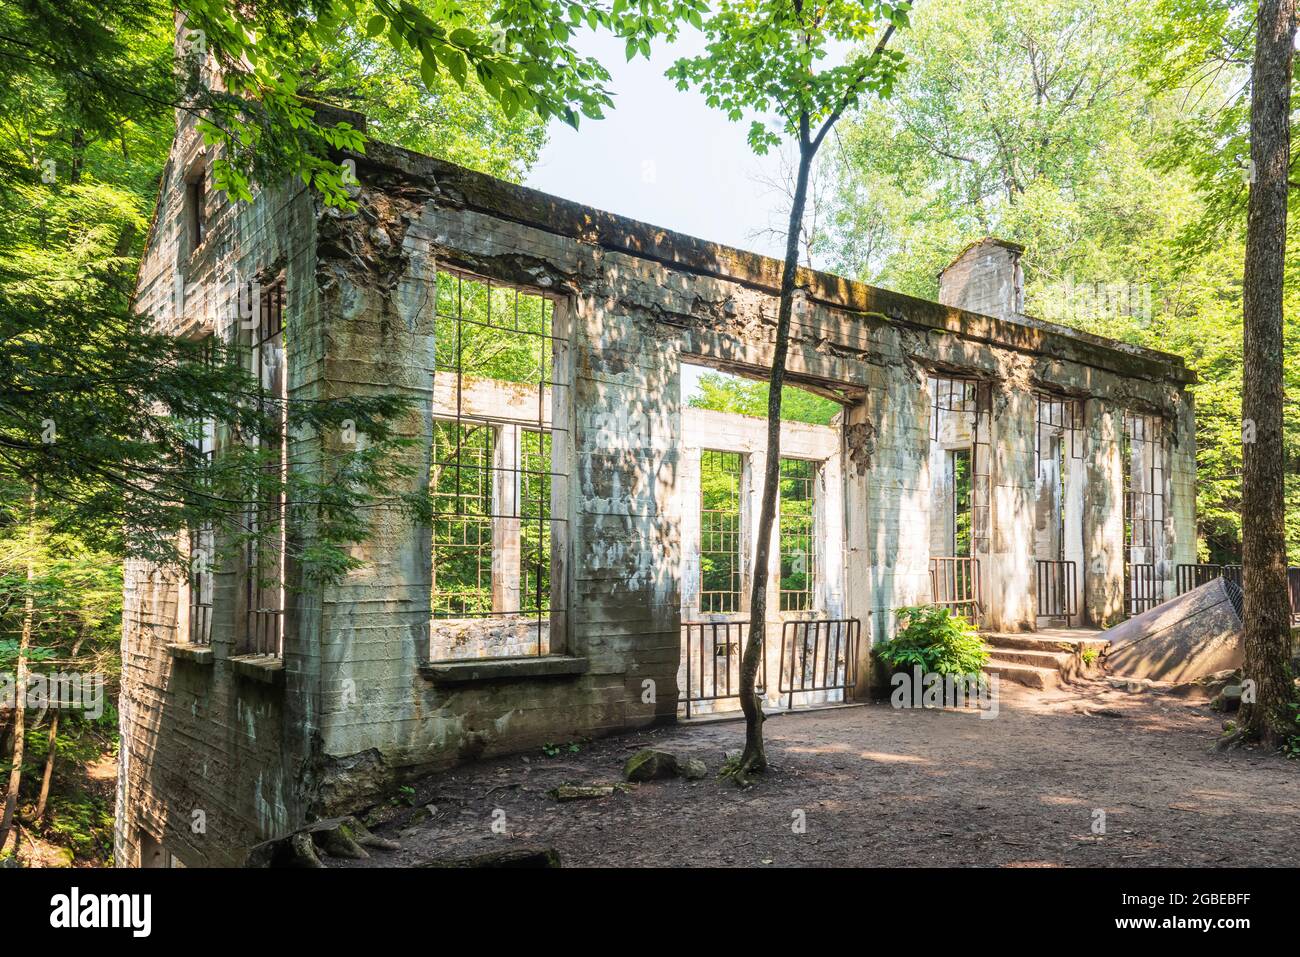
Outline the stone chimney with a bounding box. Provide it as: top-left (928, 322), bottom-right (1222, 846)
top-left (938, 237), bottom-right (1025, 321)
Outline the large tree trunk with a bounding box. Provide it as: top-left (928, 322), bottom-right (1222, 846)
top-left (737, 115), bottom-right (815, 779)
top-left (1237, 0), bottom-right (1298, 748)
top-left (0, 492), bottom-right (37, 855)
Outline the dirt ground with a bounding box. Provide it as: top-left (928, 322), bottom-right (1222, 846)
top-left (352, 680), bottom-right (1300, 868)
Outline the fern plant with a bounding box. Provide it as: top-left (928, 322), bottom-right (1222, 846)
top-left (874, 605), bottom-right (989, 686)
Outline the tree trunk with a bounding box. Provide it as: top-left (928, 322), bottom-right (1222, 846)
top-left (737, 114), bottom-right (816, 779)
top-left (34, 635), bottom-right (84, 823)
top-left (1238, 0), bottom-right (1297, 748)
top-left (0, 491), bottom-right (37, 854)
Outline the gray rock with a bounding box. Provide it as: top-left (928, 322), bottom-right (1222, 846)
top-left (623, 748), bottom-right (679, 782)
top-left (680, 758), bottom-right (708, 780)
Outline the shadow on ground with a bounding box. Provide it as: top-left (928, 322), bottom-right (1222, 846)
top-left (345, 680), bottom-right (1299, 868)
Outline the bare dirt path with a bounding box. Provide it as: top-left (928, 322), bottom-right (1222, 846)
top-left (352, 680), bottom-right (1300, 867)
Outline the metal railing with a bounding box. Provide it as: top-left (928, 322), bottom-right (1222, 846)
top-left (929, 557), bottom-right (982, 624)
top-left (1124, 562), bottom-right (1160, 617)
top-left (1035, 559), bottom-right (1078, 627)
top-left (678, 621), bottom-right (763, 719)
top-left (778, 618), bottom-right (860, 711)
top-left (1177, 563), bottom-right (1300, 623)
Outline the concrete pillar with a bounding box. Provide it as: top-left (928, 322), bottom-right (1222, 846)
top-left (1164, 394), bottom-right (1198, 594)
top-left (985, 384), bottom-right (1037, 631)
top-left (846, 368), bottom-right (932, 697)
top-left (492, 423), bottom-right (521, 613)
top-left (1083, 398), bottom-right (1125, 626)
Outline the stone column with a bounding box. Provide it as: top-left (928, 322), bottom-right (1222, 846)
top-left (491, 423), bottom-right (521, 613)
top-left (845, 365), bottom-right (932, 698)
top-left (1083, 398), bottom-right (1125, 626)
top-left (985, 383), bottom-right (1037, 631)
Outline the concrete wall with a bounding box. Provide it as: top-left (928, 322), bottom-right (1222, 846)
top-left (118, 117), bottom-right (326, 866)
top-left (119, 118), bottom-right (1198, 865)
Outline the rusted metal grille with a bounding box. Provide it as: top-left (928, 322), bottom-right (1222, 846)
top-left (929, 556), bottom-right (982, 624)
top-left (243, 280), bottom-right (286, 656)
top-left (678, 621), bottom-right (764, 718)
top-left (778, 458), bottom-right (816, 612)
top-left (778, 618), bottom-right (860, 710)
top-left (699, 450), bottom-right (743, 614)
top-left (1035, 393), bottom-right (1083, 470)
top-left (1035, 559), bottom-right (1078, 626)
top-left (931, 375), bottom-right (991, 559)
top-left (429, 270), bottom-right (567, 660)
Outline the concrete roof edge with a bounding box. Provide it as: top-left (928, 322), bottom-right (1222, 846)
top-left (343, 134), bottom-right (1194, 388)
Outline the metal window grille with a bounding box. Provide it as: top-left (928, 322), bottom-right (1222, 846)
top-left (1122, 411), bottom-right (1165, 616)
top-left (778, 457), bottom-right (816, 612)
top-left (244, 281), bottom-right (286, 655)
top-left (430, 270), bottom-right (567, 658)
top-left (930, 375), bottom-right (991, 557)
top-left (431, 422), bottom-right (495, 616)
top-left (187, 336), bottom-right (215, 646)
top-left (699, 450), bottom-right (743, 613)
top-left (951, 448), bottom-right (973, 557)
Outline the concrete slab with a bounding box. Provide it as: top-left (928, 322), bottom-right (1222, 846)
top-left (1101, 577), bottom-right (1243, 682)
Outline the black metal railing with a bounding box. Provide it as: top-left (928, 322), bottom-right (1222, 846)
top-left (1175, 563), bottom-right (1243, 595)
top-left (1035, 559), bottom-right (1078, 627)
top-left (1124, 562), bottom-right (1160, 617)
top-left (778, 618), bottom-right (860, 711)
top-left (1177, 563), bottom-right (1300, 623)
top-left (679, 620), bottom-right (764, 719)
top-left (929, 557), bottom-right (981, 624)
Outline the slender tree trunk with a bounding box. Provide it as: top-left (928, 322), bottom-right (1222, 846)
top-left (0, 491), bottom-right (37, 854)
top-left (35, 635), bottom-right (84, 823)
top-left (737, 114), bottom-right (816, 778)
top-left (1237, 0), bottom-right (1298, 749)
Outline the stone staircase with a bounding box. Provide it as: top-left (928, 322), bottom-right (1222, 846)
top-left (981, 630), bottom-right (1110, 690)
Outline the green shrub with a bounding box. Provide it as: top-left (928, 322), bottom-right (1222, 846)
top-left (874, 605), bottom-right (989, 687)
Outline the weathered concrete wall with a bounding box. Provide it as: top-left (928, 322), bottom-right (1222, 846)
top-left (120, 115), bottom-right (1198, 865)
top-left (119, 116), bottom-right (326, 866)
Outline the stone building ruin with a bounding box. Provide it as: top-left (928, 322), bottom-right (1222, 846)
top-left (117, 109), bottom-right (1196, 866)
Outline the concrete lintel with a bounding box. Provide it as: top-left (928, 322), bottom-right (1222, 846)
top-left (419, 655), bottom-right (590, 684)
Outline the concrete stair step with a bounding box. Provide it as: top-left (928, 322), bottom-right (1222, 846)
top-left (983, 658), bottom-right (1062, 690)
top-left (983, 646), bottom-right (1075, 671)
top-left (983, 632), bottom-right (1108, 655)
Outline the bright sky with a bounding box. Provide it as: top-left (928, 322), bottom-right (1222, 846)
top-left (525, 29), bottom-right (829, 404)
top-left (525, 29), bottom-right (794, 262)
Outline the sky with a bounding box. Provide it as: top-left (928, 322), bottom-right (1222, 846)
top-left (525, 29), bottom-right (796, 262)
top-left (524, 29), bottom-right (829, 404)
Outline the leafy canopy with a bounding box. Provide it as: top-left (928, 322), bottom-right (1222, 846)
top-left (667, 0), bottom-right (911, 154)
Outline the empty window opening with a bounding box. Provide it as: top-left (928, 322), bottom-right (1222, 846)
top-left (928, 374), bottom-right (990, 623)
top-left (429, 270), bottom-right (566, 660)
top-left (951, 448), bottom-right (972, 557)
top-left (1122, 411), bottom-right (1165, 616)
top-left (242, 280), bottom-right (286, 656)
top-left (778, 458), bottom-right (816, 612)
top-left (186, 335), bottom-right (216, 646)
top-left (699, 449), bottom-right (743, 614)
top-left (185, 162), bottom-right (206, 253)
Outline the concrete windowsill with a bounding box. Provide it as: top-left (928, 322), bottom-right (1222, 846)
top-left (419, 655), bottom-right (589, 685)
top-left (166, 642), bottom-right (214, 665)
top-left (230, 654), bottom-right (285, 685)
